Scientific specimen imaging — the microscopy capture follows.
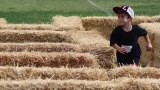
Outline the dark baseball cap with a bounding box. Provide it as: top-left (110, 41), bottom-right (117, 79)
top-left (113, 5), bottom-right (134, 18)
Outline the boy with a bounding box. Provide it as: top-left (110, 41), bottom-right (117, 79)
top-left (110, 5), bottom-right (153, 66)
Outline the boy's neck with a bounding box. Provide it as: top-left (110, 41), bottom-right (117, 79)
top-left (123, 22), bottom-right (132, 32)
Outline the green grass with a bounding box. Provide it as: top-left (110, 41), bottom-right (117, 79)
top-left (0, 0), bottom-right (160, 23)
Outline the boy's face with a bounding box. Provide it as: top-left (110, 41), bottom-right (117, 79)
top-left (117, 12), bottom-right (132, 26)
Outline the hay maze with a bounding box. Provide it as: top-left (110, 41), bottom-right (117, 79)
top-left (0, 16), bottom-right (160, 89)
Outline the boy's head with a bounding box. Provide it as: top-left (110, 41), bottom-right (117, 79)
top-left (113, 5), bottom-right (134, 25)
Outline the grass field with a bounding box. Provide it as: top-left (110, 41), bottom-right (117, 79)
top-left (0, 0), bottom-right (160, 23)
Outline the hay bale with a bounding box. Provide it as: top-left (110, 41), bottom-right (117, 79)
top-left (0, 52), bottom-right (99, 68)
top-left (111, 78), bottom-right (160, 90)
top-left (138, 37), bottom-right (154, 67)
top-left (0, 30), bottom-right (71, 43)
top-left (108, 66), bottom-right (160, 79)
top-left (82, 16), bottom-right (117, 39)
top-left (140, 23), bottom-right (160, 67)
top-left (0, 24), bottom-right (55, 30)
top-left (138, 25), bottom-right (154, 67)
top-left (133, 16), bottom-right (160, 24)
top-left (0, 78), bottom-right (160, 90)
top-left (0, 43), bottom-right (82, 52)
top-left (82, 44), bottom-right (115, 69)
top-left (69, 30), bottom-right (110, 46)
top-left (0, 18), bottom-right (7, 24)
top-left (52, 16), bottom-right (84, 30)
top-left (1, 66), bottom-right (160, 81)
top-left (0, 66), bottom-right (108, 80)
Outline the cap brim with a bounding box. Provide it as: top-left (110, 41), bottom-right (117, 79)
top-left (113, 7), bottom-right (126, 14)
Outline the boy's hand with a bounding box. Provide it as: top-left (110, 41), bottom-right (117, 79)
top-left (146, 43), bottom-right (153, 51)
top-left (117, 47), bottom-right (128, 54)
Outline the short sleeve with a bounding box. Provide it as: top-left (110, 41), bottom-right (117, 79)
top-left (110, 28), bottom-right (118, 46)
top-left (137, 25), bottom-right (147, 37)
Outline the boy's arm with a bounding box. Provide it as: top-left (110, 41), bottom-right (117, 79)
top-left (143, 34), bottom-right (153, 51)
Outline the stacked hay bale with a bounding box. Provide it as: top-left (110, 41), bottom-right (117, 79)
top-left (0, 78), bottom-right (160, 90)
top-left (0, 30), bottom-right (71, 43)
top-left (0, 24), bottom-right (55, 30)
top-left (0, 52), bottom-right (99, 68)
top-left (139, 23), bottom-right (160, 67)
top-left (1, 66), bottom-right (160, 81)
top-left (82, 16), bottom-right (117, 39)
top-left (0, 66), bottom-right (108, 80)
top-left (52, 16), bottom-right (85, 30)
top-left (0, 66), bottom-right (160, 89)
top-left (138, 24), bottom-right (154, 67)
top-left (107, 66), bottom-right (160, 79)
top-left (133, 16), bottom-right (160, 24)
top-left (0, 43), bottom-right (82, 52)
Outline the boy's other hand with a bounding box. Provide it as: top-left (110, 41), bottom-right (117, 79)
top-left (117, 47), bottom-right (128, 54)
top-left (146, 43), bottom-right (153, 51)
